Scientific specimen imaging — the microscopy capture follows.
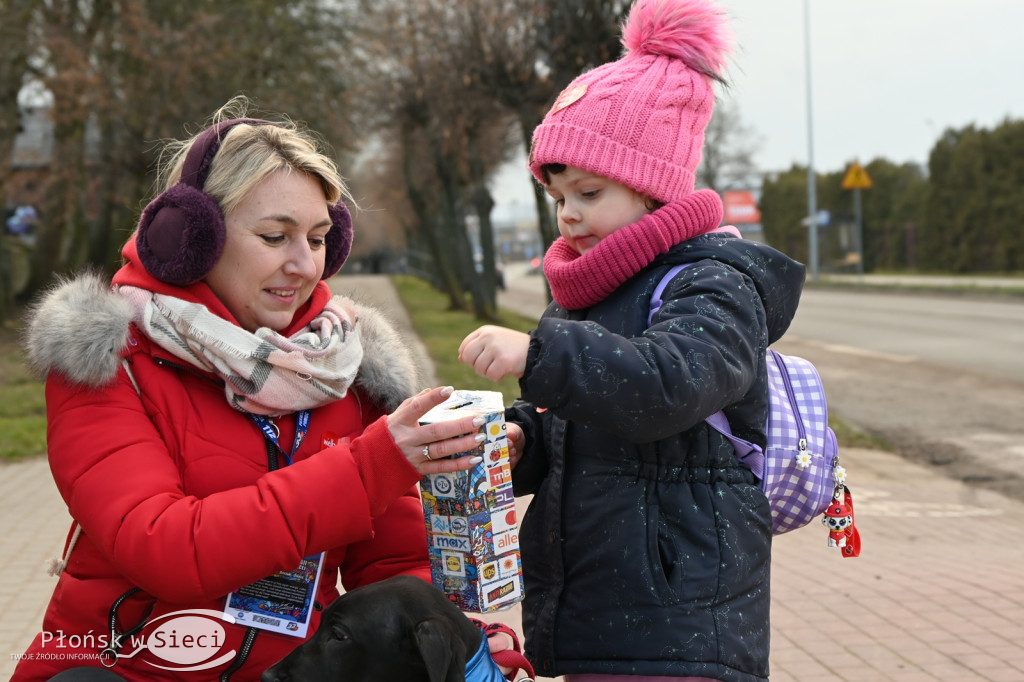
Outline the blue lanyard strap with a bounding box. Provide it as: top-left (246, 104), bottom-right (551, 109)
top-left (249, 410), bottom-right (310, 467)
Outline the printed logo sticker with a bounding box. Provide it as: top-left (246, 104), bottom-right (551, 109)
top-left (499, 554), bottom-right (520, 578)
top-left (492, 487), bottom-right (515, 508)
top-left (433, 534), bottom-right (471, 553)
top-left (432, 473), bottom-right (456, 498)
top-left (443, 551), bottom-right (466, 577)
top-left (491, 506), bottom-right (518, 535)
top-left (488, 464), bottom-right (511, 488)
top-left (494, 530), bottom-right (519, 552)
top-left (430, 514), bottom-right (451, 534)
top-left (483, 578), bottom-right (522, 610)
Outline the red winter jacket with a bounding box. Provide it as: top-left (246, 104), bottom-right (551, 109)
top-left (15, 261), bottom-right (430, 681)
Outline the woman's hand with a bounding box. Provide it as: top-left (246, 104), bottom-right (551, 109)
top-left (386, 386), bottom-right (488, 476)
top-left (458, 325), bottom-right (530, 381)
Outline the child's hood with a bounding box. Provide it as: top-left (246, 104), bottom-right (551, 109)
top-left (672, 234), bottom-right (807, 345)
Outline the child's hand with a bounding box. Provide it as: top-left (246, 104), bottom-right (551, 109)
top-left (485, 629), bottom-right (515, 676)
top-left (506, 422), bottom-right (525, 470)
top-left (458, 326), bottom-right (530, 381)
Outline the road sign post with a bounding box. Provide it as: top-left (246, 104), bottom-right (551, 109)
top-left (842, 162), bottom-right (873, 276)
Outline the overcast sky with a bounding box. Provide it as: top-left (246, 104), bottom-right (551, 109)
top-left (493, 0), bottom-right (1023, 208)
top-left (717, 0), bottom-right (1024, 174)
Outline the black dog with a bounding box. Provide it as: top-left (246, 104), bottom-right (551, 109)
top-left (262, 575), bottom-right (490, 682)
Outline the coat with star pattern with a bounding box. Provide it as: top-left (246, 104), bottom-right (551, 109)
top-left (508, 233), bottom-right (805, 682)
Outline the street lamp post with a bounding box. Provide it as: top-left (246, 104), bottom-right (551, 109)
top-left (804, 0), bottom-right (819, 281)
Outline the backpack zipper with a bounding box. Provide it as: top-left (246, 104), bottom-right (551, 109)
top-left (770, 349), bottom-right (808, 454)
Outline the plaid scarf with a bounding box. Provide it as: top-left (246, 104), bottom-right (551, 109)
top-left (118, 286), bottom-right (363, 416)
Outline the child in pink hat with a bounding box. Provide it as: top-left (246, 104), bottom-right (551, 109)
top-left (461, 1), bottom-right (806, 680)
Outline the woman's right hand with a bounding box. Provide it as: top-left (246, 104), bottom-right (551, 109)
top-left (386, 386), bottom-right (488, 476)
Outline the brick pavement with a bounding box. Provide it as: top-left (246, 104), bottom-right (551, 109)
top-left (767, 447), bottom-right (1024, 682)
top-left (2, 274), bottom-right (1023, 681)
top-left (0, 458), bottom-right (75, 680)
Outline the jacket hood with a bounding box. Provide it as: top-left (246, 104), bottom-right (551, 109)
top-left (667, 233), bottom-right (806, 344)
top-left (24, 271), bottom-right (422, 412)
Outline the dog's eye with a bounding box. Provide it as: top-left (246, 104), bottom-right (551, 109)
top-left (331, 625), bottom-right (351, 642)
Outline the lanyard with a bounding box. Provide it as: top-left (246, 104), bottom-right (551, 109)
top-left (249, 410), bottom-right (310, 467)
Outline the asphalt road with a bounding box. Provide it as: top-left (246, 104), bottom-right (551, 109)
top-left (498, 262), bottom-right (1024, 502)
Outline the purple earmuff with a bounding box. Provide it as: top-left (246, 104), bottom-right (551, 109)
top-left (323, 202), bottom-right (353, 279)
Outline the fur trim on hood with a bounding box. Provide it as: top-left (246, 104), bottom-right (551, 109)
top-left (24, 271), bottom-right (422, 413)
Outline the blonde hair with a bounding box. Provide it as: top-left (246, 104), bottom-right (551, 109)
top-left (156, 96), bottom-right (352, 216)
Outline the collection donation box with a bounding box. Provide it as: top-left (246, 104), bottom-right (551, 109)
top-left (418, 390), bottom-right (524, 612)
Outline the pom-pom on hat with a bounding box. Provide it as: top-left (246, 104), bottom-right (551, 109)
top-left (528, 0), bottom-right (732, 203)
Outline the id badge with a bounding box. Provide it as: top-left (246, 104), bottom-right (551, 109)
top-left (224, 552), bottom-right (325, 638)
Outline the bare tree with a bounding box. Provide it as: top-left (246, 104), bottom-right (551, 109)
top-left (460, 0), bottom-right (628, 282)
top-left (0, 0), bottom-right (40, 316)
top-left (351, 0), bottom-right (517, 319)
top-left (11, 0), bottom-right (357, 306)
top-left (0, 0), bottom-right (36, 189)
top-left (697, 97), bottom-right (762, 194)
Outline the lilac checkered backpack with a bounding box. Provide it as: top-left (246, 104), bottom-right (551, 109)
top-left (650, 264), bottom-right (843, 535)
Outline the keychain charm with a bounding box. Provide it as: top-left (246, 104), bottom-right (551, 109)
top-left (822, 486), bottom-right (861, 557)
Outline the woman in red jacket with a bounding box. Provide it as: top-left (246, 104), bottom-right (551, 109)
top-left (16, 99), bottom-right (483, 681)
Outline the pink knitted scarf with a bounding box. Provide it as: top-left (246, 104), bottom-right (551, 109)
top-left (543, 189), bottom-right (724, 310)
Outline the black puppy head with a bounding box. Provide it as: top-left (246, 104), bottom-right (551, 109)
top-left (263, 575), bottom-right (481, 682)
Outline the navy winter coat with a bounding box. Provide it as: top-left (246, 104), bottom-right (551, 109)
top-left (508, 234), bottom-right (805, 681)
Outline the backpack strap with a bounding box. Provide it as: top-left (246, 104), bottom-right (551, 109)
top-left (705, 412), bottom-right (765, 481)
top-left (648, 263), bottom-right (766, 481)
top-left (647, 264), bottom-right (688, 326)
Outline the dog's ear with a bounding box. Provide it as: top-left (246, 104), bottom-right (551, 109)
top-left (414, 617), bottom-right (469, 682)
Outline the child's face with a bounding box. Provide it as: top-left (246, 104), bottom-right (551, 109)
top-left (544, 166), bottom-right (652, 255)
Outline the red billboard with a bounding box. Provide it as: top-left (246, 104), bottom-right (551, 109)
top-left (722, 190), bottom-right (762, 225)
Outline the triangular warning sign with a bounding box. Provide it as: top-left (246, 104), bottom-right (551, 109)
top-left (842, 162), bottom-right (873, 190)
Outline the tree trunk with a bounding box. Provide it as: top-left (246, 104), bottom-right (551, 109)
top-left (517, 111), bottom-right (554, 303)
top-left (400, 133), bottom-right (464, 311)
top-left (468, 134), bottom-right (498, 319)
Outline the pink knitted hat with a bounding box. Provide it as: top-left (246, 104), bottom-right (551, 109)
top-left (529, 0), bottom-right (732, 203)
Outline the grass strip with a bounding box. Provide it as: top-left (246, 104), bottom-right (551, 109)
top-left (390, 275), bottom-right (537, 403)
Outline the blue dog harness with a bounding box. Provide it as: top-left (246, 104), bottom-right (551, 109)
top-left (466, 635), bottom-right (508, 682)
